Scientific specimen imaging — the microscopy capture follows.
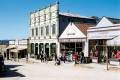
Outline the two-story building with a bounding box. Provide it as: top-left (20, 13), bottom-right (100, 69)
top-left (29, 3), bottom-right (96, 60)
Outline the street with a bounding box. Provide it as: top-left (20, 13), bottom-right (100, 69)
top-left (0, 60), bottom-right (120, 80)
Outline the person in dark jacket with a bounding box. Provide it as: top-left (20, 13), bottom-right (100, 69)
top-left (80, 52), bottom-right (84, 63)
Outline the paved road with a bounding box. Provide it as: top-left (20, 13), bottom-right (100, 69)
top-left (0, 60), bottom-right (120, 80)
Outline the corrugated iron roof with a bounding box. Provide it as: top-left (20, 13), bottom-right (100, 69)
top-left (59, 12), bottom-right (94, 19)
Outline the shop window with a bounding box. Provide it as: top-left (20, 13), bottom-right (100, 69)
top-left (76, 43), bottom-right (82, 47)
top-left (98, 40), bottom-right (106, 45)
top-left (108, 46), bottom-right (120, 59)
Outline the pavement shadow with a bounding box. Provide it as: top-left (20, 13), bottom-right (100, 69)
top-left (0, 64), bottom-right (25, 78)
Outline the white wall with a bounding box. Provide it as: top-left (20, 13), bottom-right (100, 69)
top-left (96, 17), bottom-right (113, 27)
top-left (88, 25), bottom-right (120, 39)
top-left (59, 23), bottom-right (86, 39)
top-left (30, 3), bottom-right (59, 40)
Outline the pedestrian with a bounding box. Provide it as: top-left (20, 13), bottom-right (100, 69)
top-left (74, 52), bottom-right (78, 64)
top-left (80, 52), bottom-right (84, 63)
top-left (55, 57), bottom-right (61, 65)
top-left (55, 54), bottom-right (57, 61)
top-left (41, 54), bottom-right (44, 62)
top-left (63, 53), bottom-right (66, 63)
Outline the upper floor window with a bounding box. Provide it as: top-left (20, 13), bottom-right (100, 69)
top-left (46, 26), bottom-right (49, 35)
top-left (41, 27), bottom-right (43, 36)
top-left (36, 28), bottom-right (38, 36)
top-left (52, 24), bottom-right (56, 35)
top-left (32, 28), bottom-right (34, 36)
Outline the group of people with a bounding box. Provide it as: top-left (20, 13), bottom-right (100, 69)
top-left (54, 51), bottom-right (85, 65)
top-left (34, 51), bottom-right (85, 65)
top-left (74, 52), bottom-right (85, 64)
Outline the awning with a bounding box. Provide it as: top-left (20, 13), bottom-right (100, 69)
top-left (59, 38), bottom-right (86, 42)
top-left (17, 46), bottom-right (27, 51)
top-left (10, 49), bottom-right (18, 53)
top-left (6, 45), bottom-right (16, 49)
top-left (88, 36), bottom-right (115, 40)
top-left (10, 46), bottom-right (27, 53)
top-left (107, 35), bottom-right (120, 46)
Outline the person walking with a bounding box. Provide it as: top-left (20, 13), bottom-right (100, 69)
top-left (74, 52), bottom-right (78, 64)
top-left (55, 54), bottom-right (57, 61)
top-left (80, 52), bottom-right (84, 63)
top-left (63, 53), bottom-right (66, 63)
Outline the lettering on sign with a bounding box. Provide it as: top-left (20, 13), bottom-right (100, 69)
top-left (67, 33), bottom-right (75, 35)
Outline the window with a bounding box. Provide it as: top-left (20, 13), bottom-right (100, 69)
top-left (46, 26), bottom-right (49, 35)
top-left (41, 27), bottom-right (43, 36)
top-left (52, 24), bottom-right (56, 35)
top-left (44, 14), bottom-right (46, 21)
top-left (36, 28), bottom-right (38, 36)
top-left (32, 28), bottom-right (34, 36)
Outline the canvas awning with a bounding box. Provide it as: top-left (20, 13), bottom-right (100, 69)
top-left (10, 49), bottom-right (18, 53)
top-left (17, 46), bottom-right (27, 51)
top-left (6, 45), bottom-right (16, 49)
top-left (88, 36), bottom-right (115, 40)
top-left (107, 35), bottom-right (120, 46)
top-left (10, 46), bottom-right (27, 53)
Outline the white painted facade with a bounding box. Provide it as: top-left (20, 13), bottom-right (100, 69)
top-left (29, 3), bottom-right (96, 59)
top-left (29, 3), bottom-right (60, 57)
top-left (88, 17), bottom-right (120, 44)
top-left (59, 22), bottom-right (88, 57)
top-left (96, 17), bottom-right (113, 27)
top-left (59, 23), bottom-right (86, 39)
top-left (87, 17), bottom-right (120, 64)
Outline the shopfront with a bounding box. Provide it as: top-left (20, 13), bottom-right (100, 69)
top-left (89, 39), bottom-right (107, 63)
top-left (59, 22), bottom-right (92, 61)
top-left (30, 42), bottom-right (57, 60)
top-left (88, 17), bottom-right (120, 63)
top-left (60, 42), bottom-right (83, 53)
top-left (59, 38), bottom-right (86, 61)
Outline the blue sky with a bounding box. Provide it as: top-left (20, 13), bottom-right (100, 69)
top-left (0, 0), bottom-right (119, 40)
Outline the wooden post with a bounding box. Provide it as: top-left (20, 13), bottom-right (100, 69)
top-left (106, 40), bottom-right (109, 70)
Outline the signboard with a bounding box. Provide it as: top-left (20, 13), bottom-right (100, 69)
top-left (59, 38), bottom-right (86, 42)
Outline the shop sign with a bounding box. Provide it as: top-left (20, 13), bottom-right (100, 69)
top-left (59, 38), bottom-right (86, 42)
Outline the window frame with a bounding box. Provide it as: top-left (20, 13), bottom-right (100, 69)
top-left (52, 24), bottom-right (56, 35)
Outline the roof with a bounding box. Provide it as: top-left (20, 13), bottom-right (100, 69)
top-left (59, 12), bottom-right (94, 19)
top-left (74, 22), bottom-right (95, 36)
top-left (106, 17), bottom-right (120, 24)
